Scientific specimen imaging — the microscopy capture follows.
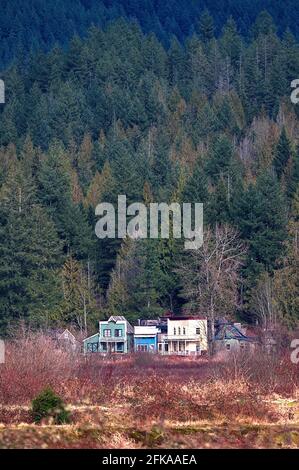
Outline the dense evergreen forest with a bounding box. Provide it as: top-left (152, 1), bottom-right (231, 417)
top-left (0, 6), bottom-right (299, 334)
top-left (2, 0), bottom-right (299, 68)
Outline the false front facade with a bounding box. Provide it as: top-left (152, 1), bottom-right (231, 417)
top-left (83, 315), bottom-right (133, 354)
top-left (134, 326), bottom-right (160, 352)
top-left (159, 317), bottom-right (208, 355)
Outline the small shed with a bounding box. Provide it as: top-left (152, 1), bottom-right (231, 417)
top-left (47, 328), bottom-right (80, 353)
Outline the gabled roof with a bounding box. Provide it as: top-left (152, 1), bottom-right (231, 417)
top-left (126, 321), bottom-right (134, 334)
top-left (214, 323), bottom-right (257, 342)
top-left (57, 329), bottom-right (76, 341)
top-left (83, 332), bottom-right (100, 342)
top-left (108, 315), bottom-right (127, 322)
top-left (104, 315), bottom-right (134, 334)
top-left (46, 328), bottom-right (78, 341)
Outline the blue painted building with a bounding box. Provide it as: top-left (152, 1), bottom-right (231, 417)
top-left (134, 326), bottom-right (160, 352)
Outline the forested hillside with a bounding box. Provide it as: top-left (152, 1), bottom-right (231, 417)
top-left (1, 0), bottom-right (299, 68)
top-left (0, 10), bottom-right (299, 334)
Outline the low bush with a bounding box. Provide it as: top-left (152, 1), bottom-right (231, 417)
top-left (31, 387), bottom-right (70, 424)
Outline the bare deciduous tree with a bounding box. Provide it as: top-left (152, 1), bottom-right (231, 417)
top-left (176, 224), bottom-right (246, 340)
top-left (252, 272), bottom-right (278, 330)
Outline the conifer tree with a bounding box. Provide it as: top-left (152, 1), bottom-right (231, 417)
top-left (233, 171), bottom-right (287, 290)
top-left (59, 256), bottom-right (98, 333)
top-left (0, 174), bottom-right (62, 332)
top-left (287, 145), bottom-right (299, 198)
top-left (273, 127), bottom-right (293, 179)
top-left (197, 9), bottom-right (214, 43)
top-left (220, 16), bottom-right (242, 66)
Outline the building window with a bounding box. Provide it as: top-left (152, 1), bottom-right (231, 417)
top-left (183, 327), bottom-right (186, 335)
top-left (173, 327), bottom-right (176, 335)
top-left (226, 343), bottom-right (231, 350)
top-left (87, 343), bottom-right (98, 352)
top-left (101, 342), bottom-right (107, 352)
top-left (116, 342), bottom-right (123, 352)
top-left (115, 329), bottom-right (122, 337)
top-left (196, 328), bottom-right (200, 335)
top-left (103, 329), bottom-right (111, 337)
top-left (178, 327), bottom-right (181, 335)
top-left (165, 344), bottom-right (169, 352)
top-left (137, 344), bottom-right (148, 352)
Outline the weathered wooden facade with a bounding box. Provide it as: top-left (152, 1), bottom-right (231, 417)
top-left (214, 322), bottom-right (258, 354)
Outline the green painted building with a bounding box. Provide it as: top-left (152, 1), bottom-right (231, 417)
top-left (83, 315), bottom-right (134, 354)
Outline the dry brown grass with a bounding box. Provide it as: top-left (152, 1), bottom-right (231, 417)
top-left (0, 332), bottom-right (298, 448)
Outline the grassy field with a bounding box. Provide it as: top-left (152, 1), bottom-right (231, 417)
top-left (0, 333), bottom-right (298, 448)
top-left (0, 400), bottom-right (299, 448)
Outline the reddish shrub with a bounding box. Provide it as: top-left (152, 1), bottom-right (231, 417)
top-left (0, 331), bottom-right (298, 426)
